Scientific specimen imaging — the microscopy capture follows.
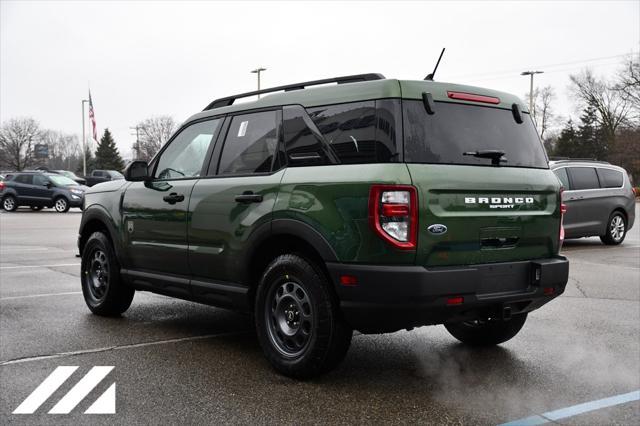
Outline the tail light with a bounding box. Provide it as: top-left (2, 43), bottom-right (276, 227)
top-left (369, 185), bottom-right (418, 250)
top-left (559, 187), bottom-right (567, 247)
top-left (0, 181), bottom-right (5, 191)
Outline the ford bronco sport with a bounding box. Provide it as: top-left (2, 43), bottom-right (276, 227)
top-left (78, 74), bottom-right (569, 378)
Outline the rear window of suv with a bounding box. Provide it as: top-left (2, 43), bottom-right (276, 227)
top-left (403, 101), bottom-right (548, 169)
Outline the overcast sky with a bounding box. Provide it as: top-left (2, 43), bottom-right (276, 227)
top-left (1, 0), bottom-right (638, 159)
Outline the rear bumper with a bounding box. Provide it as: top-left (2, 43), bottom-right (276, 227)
top-left (326, 256), bottom-right (569, 333)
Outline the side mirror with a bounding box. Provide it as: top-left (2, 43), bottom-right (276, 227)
top-left (124, 161), bottom-right (150, 181)
top-left (45, 182), bottom-right (52, 188)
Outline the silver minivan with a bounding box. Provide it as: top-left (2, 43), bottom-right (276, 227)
top-left (550, 160), bottom-right (636, 245)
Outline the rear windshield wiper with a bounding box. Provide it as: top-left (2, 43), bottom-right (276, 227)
top-left (463, 150), bottom-right (507, 166)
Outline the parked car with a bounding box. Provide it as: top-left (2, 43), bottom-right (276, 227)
top-left (84, 170), bottom-right (124, 187)
top-left (550, 160), bottom-right (636, 244)
top-left (78, 73), bottom-right (569, 378)
top-left (1, 171), bottom-right (88, 212)
top-left (54, 170), bottom-right (87, 185)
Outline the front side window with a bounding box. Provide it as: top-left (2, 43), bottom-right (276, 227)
top-left (568, 167), bottom-right (600, 190)
top-left (33, 174), bottom-right (50, 186)
top-left (155, 119), bottom-right (221, 179)
top-left (403, 100), bottom-right (548, 169)
top-left (218, 111), bottom-right (279, 175)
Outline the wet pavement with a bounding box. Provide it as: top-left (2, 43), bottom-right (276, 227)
top-left (1, 206), bottom-right (638, 425)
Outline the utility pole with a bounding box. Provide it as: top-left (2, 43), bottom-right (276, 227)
top-left (81, 99), bottom-right (89, 176)
top-left (251, 67), bottom-right (267, 98)
top-left (521, 70), bottom-right (544, 113)
top-left (130, 126), bottom-right (141, 160)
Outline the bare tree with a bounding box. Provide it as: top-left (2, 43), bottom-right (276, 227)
top-left (134, 116), bottom-right (177, 161)
top-left (613, 56), bottom-right (640, 118)
top-left (569, 69), bottom-right (631, 144)
top-left (0, 118), bottom-right (40, 171)
top-left (526, 86), bottom-right (556, 140)
top-left (39, 130), bottom-right (81, 170)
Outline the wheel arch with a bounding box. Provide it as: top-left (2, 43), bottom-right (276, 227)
top-left (78, 206), bottom-right (121, 262)
top-left (244, 219), bottom-right (339, 309)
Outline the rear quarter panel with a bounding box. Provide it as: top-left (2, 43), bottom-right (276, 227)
top-left (274, 164), bottom-right (415, 264)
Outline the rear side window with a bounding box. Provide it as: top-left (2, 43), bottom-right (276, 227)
top-left (596, 168), bottom-right (623, 188)
top-left (554, 168), bottom-right (571, 189)
top-left (282, 100), bottom-right (401, 167)
top-left (308, 101), bottom-right (398, 164)
top-left (14, 174), bottom-right (33, 184)
top-left (403, 100), bottom-right (548, 169)
top-left (568, 167), bottom-right (600, 190)
top-left (218, 110), bottom-right (279, 175)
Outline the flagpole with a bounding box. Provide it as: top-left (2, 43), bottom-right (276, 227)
top-left (81, 99), bottom-right (88, 176)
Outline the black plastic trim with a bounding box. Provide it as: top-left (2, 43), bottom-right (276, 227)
top-left (204, 73), bottom-right (385, 110)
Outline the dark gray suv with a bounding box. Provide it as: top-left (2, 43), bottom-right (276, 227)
top-left (0, 172), bottom-right (87, 212)
top-left (550, 160), bottom-right (636, 245)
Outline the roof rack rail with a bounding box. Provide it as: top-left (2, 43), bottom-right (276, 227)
top-left (550, 157), bottom-right (610, 164)
top-left (204, 73), bottom-right (385, 111)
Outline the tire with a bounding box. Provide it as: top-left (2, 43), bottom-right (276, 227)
top-left (81, 231), bottom-right (134, 316)
top-left (255, 254), bottom-right (352, 379)
top-left (2, 195), bottom-right (17, 212)
top-left (30, 206), bottom-right (43, 211)
top-left (600, 211), bottom-right (627, 245)
top-left (53, 196), bottom-right (70, 213)
top-left (444, 313), bottom-right (528, 346)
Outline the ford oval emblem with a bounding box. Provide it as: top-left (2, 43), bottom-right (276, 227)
top-left (427, 224), bottom-right (448, 235)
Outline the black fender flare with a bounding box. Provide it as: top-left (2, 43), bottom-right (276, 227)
top-left (239, 218), bottom-right (338, 284)
top-left (78, 205), bottom-right (123, 264)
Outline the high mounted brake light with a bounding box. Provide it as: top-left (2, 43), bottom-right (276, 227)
top-left (447, 91), bottom-right (500, 104)
top-left (369, 185), bottom-right (418, 250)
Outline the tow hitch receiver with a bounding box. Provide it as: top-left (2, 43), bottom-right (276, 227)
top-left (502, 306), bottom-right (512, 321)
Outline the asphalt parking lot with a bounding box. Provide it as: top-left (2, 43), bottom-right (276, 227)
top-left (1, 206), bottom-right (638, 425)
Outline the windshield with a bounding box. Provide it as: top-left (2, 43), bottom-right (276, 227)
top-left (49, 175), bottom-right (78, 186)
top-left (59, 171), bottom-right (77, 179)
top-left (403, 100), bottom-right (548, 169)
top-left (109, 171), bottom-right (124, 178)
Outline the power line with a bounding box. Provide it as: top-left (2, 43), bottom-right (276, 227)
top-left (449, 52), bottom-right (636, 80)
top-left (458, 59), bottom-right (627, 84)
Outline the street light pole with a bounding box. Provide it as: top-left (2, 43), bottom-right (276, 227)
top-left (520, 70), bottom-right (544, 113)
top-left (251, 67), bottom-right (267, 98)
top-left (81, 99), bottom-right (89, 176)
top-left (130, 126), bottom-right (141, 160)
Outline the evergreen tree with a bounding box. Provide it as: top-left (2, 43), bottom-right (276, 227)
top-left (552, 120), bottom-right (579, 158)
top-left (575, 106), bottom-right (607, 160)
top-left (94, 128), bottom-right (124, 171)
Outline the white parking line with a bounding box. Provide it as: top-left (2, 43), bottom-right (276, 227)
top-left (0, 331), bottom-right (248, 366)
top-left (0, 291), bottom-right (82, 301)
top-left (0, 263), bottom-right (80, 270)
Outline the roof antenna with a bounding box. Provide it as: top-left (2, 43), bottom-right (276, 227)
top-left (424, 48), bottom-right (446, 81)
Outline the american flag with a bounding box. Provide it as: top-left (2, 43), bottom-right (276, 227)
top-left (89, 91), bottom-right (97, 141)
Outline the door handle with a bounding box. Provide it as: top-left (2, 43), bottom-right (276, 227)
top-left (235, 191), bottom-right (263, 204)
top-left (163, 192), bottom-right (185, 204)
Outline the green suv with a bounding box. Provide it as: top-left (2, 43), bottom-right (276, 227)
top-left (78, 74), bottom-right (569, 378)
